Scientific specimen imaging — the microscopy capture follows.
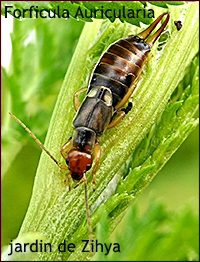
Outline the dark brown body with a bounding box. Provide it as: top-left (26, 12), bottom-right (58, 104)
top-left (73, 35), bottom-right (151, 138)
top-left (87, 36), bottom-right (150, 107)
top-left (69, 12), bottom-right (170, 182)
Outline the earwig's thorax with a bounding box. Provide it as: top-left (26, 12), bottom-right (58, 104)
top-left (72, 127), bottom-right (96, 153)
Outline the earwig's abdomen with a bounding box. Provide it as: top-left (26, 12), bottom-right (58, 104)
top-left (87, 35), bottom-right (151, 107)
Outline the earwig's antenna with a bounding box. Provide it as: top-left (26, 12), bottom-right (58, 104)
top-left (83, 172), bottom-right (93, 256)
top-left (9, 112), bottom-right (68, 170)
top-left (10, 112), bottom-right (94, 255)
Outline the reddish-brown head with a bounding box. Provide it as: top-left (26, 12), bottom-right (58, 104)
top-left (66, 149), bottom-right (93, 180)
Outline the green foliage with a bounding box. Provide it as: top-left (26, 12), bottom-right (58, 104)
top-left (142, 1), bottom-right (185, 8)
top-left (119, 53), bottom-right (199, 196)
top-left (2, 16), bottom-right (83, 138)
top-left (95, 200), bottom-right (199, 261)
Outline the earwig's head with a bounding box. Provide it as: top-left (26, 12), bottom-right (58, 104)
top-left (66, 149), bottom-right (93, 180)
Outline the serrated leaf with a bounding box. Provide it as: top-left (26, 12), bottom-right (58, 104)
top-left (118, 50), bottom-right (199, 196)
top-left (95, 207), bottom-right (110, 260)
top-left (146, 1), bottom-right (185, 8)
top-left (104, 201), bottom-right (199, 261)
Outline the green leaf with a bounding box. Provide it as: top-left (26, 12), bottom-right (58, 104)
top-left (118, 53), bottom-right (199, 195)
top-left (95, 200), bottom-right (199, 261)
top-left (147, 1), bottom-right (185, 8)
top-left (95, 206), bottom-right (110, 260)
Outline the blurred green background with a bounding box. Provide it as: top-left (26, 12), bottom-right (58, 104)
top-left (1, 9), bottom-right (198, 257)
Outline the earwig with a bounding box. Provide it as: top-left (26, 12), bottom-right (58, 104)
top-left (10, 12), bottom-right (169, 256)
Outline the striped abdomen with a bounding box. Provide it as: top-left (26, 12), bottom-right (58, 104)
top-left (87, 35), bottom-right (151, 107)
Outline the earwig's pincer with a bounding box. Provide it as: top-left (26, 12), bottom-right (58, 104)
top-left (137, 12), bottom-right (169, 47)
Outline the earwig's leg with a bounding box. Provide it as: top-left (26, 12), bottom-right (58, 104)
top-left (87, 62), bottom-right (97, 84)
top-left (73, 87), bottom-right (88, 111)
top-left (92, 142), bottom-right (101, 191)
top-left (74, 179), bottom-right (83, 189)
top-left (146, 54), bottom-right (153, 63)
top-left (107, 102), bottom-right (133, 129)
top-left (107, 111), bottom-right (125, 129)
top-left (64, 172), bottom-right (72, 191)
top-left (115, 77), bottom-right (140, 110)
top-left (60, 137), bottom-right (73, 159)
